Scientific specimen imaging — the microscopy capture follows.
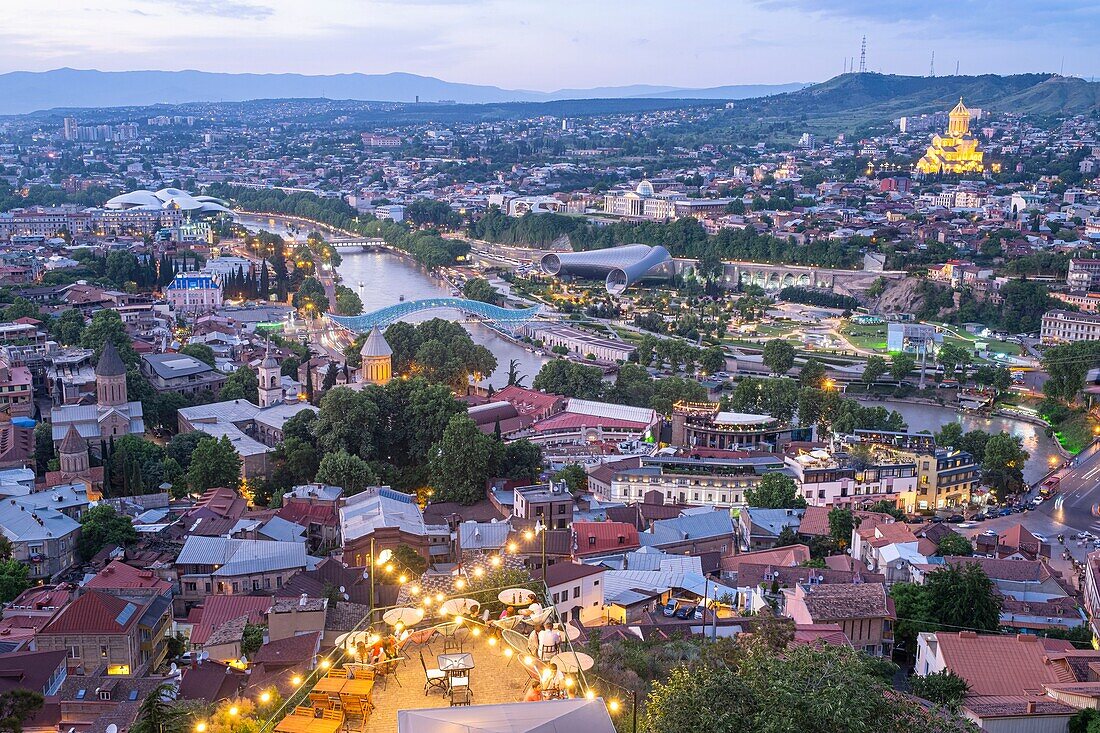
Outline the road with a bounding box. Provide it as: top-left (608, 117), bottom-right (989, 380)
top-left (1041, 438), bottom-right (1100, 532)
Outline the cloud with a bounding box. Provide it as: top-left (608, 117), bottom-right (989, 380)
top-left (148, 0), bottom-right (274, 19)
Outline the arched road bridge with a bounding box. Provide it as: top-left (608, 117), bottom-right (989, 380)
top-left (328, 297), bottom-right (544, 334)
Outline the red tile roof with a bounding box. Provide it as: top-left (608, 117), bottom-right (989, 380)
top-left (85, 560), bottom-right (172, 593)
top-left (40, 590), bottom-right (144, 635)
top-left (791, 623), bottom-right (851, 649)
top-left (719, 544), bottom-right (811, 573)
top-left (571, 521), bottom-right (640, 556)
top-left (189, 596), bottom-right (273, 646)
top-left (492, 385), bottom-right (563, 418)
top-left (934, 632), bottom-right (1070, 696)
top-left (277, 500), bottom-right (339, 527)
top-left (250, 631), bottom-right (320, 666)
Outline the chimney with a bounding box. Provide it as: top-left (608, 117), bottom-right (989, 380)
top-left (1026, 700), bottom-right (1037, 714)
top-left (959, 631), bottom-right (978, 639)
top-left (1018, 634), bottom-right (1038, 643)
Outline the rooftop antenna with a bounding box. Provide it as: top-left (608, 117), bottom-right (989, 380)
top-left (929, 51), bottom-right (935, 78)
top-left (859, 36), bottom-right (867, 73)
top-left (1060, 56), bottom-right (1065, 76)
top-left (955, 60), bottom-right (960, 76)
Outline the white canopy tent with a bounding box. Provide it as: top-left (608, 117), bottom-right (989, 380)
top-left (397, 699), bottom-right (615, 733)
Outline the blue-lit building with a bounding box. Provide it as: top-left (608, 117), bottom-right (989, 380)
top-left (166, 273), bottom-right (222, 316)
top-left (886, 322), bottom-right (942, 354)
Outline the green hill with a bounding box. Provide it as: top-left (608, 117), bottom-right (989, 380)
top-left (722, 72), bottom-right (1100, 134)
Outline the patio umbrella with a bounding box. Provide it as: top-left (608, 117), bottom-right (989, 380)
top-left (383, 607), bottom-right (424, 627)
top-left (439, 597), bottom-right (480, 617)
top-left (563, 623), bottom-right (582, 642)
top-left (549, 651), bottom-right (594, 673)
top-left (497, 588), bottom-right (535, 606)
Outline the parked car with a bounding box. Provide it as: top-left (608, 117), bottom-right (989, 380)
top-left (1032, 533), bottom-right (1048, 543)
top-left (997, 508), bottom-right (1015, 517)
top-left (946, 515), bottom-right (965, 523)
top-left (673, 606), bottom-right (696, 620)
top-left (661, 600), bottom-right (678, 617)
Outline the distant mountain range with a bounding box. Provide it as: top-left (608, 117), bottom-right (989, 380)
top-left (0, 68), bottom-right (809, 115)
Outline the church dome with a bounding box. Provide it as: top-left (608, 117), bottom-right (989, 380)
top-left (360, 325), bottom-right (393, 358)
top-left (95, 341), bottom-right (126, 377)
top-left (635, 179), bottom-right (655, 197)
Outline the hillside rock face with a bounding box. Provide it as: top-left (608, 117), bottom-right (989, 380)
top-left (874, 276), bottom-right (926, 314)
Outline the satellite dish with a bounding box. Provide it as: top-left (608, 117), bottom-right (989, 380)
top-left (199, 651), bottom-right (210, 661)
top-left (342, 593), bottom-right (349, 601)
top-left (339, 586), bottom-right (346, 593)
top-left (107, 725), bottom-right (118, 733)
top-left (169, 663), bottom-right (178, 675)
top-left (362, 570), bottom-right (370, 580)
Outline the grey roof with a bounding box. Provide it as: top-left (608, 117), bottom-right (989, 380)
top-left (51, 402), bottom-right (144, 441)
top-left (257, 516), bottom-right (307, 543)
top-left (142, 353), bottom-right (217, 379)
top-left (360, 325), bottom-right (392, 357)
top-left (458, 521), bottom-right (511, 551)
top-left (743, 507), bottom-right (807, 539)
top-left (176, 536), bottom-right (312, 576)
top-left (540, 243), bottom-right (672, 295)
top-left (95, 341), bottom-right (126, 377)
top-left (340, 486), bottom-right (426, 541)
top-left (17, 483), bottom-right (90, 514)
top-left (639, 509), bottom-right (736, 547)
top-left (285, 484), bottom-right (343, 502)
top-left (0, 499), bottom-right (81, 543)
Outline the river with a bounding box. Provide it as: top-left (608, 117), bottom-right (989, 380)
top-left (335, 250), bottom-right (547, 389)
top-left (873, 400), bottom-right (1059, 484)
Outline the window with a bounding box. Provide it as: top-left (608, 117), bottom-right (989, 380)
top-left (276, 576), bottom-right (283, 588)
top-left (100, 645), bottom-right (108, 658)
top-left (69, 645), bottom-right (80, 659)
top-left (184, 582), bottom-right (197, 592)
top-left (593, 580), bottom-right (599, 586)
top-left (252, 579), bottom-right (260, 591)
top-left (99, 690), bottom-right (111, 701)
top-left (75, 690), bottom-right (86, 700)
top-left (617, 536), bottom-right (625, 545)
top-left (558, 505), bottom-right (567, 514)
top-left (588, 536), bottom-right (596, 546)
top-left (573, 586), bottom-right (580, 599)
top-left (264, 578), bottom-right (271, 590)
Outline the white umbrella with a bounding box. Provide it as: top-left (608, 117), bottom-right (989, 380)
top-left (383, 606), bottom-right (424, 627)
top-left (439, 597), bottom-right (480, 617)
top-left (497, 588), bottom-right (536, 606)
top-left (563, 623), bottom-right (582, 642)
top-left (549, 651), bottom-right (594, 673)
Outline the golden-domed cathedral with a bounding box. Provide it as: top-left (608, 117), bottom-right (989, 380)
top-left (916, 98), bottom-right (987, 175)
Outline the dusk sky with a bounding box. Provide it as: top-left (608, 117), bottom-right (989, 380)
top-left (2, 0), bottom-right (1098, 88)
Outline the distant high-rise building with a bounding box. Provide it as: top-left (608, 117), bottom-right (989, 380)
top-left (63, 117), bottom-right (77, 141)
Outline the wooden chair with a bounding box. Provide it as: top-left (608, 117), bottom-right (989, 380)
top-left (293, 706), bottom-right (314, 717)
top-left (340, 692), bottom-right (370, 726)
top-left (308, 692), bottom-right (330, 709)
top-left (321, 709), bottom-right (343, 724)
top-left (327, 668), bottom-right (348, 678)
top-left (420, 650), bottom-right (447, 696)
top-left (448, 674), bottom-right (471, 707)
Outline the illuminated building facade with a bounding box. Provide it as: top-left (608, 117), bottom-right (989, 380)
top-left (915, 99), bottom-right (987, 175)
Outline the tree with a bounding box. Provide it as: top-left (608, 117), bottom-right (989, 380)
top-left (500, 440), bottom-right (543, 483)
top-left (292, 276), bottom-right (329, 316)
top-left (33, 422), bottom-right (54, 475)
top-left (315, 450), bottom-right (377, 495)
top-left (77, 504), bottom-right (138, 561)
top-left (643, 665), bottom-right (753, 733)
top-left (429, 415), bottom-right (500, 505)
top-left (166, 431), bottom-right (208, 471)
top-left (862, 355), bottom-right (888, 385)
top-left (461, 277), bottom-right (498, 304)
top-left (700, 346), bottom-right (726, 376)
top-left (982, 433), bottom-right (1028, 501)
top-left (51, 309), bottom-right (85, 345)
top-left (925, 562), bottom-right (1002, 633)
top-left (827, 508), bottom-right (855, 549)
top-left (131, 683), bottom-right (186, 733)
top-left (745, 473), bottom-right (806, 509)
top-left (935, 532), bottom-right (973, 557)
top-left (333, 284), bottom-right (363, 316)
top-left (554, 464), bottom-right (588, 494)
top-left (219, 366), bottom-right (259, 402)
top-left (799, 358), bottom-right (827, 389)
top-left (0, 560), bottom-right (30, 604)
top-left (180, 343), bottom-right (216, 367)
top-left (280, 356), bottom-right (300, 378)
top-left (532, 360), bottom-right (604, 399)
top-left (762, 339), bottom-right (795, 375)
top-left (1070, 709), bottom-right (1100, 733)
top-left (1042, 341), bottom-right (1100, 403)
top-left (390, 544), bottom-right (428, 577)
top-left (0, 689), bottom-right (45, 733)
top-left (890, 352), bottom-right (917, 382)
top-left (241, 624), bottom-right (265, 657)
top-left (936, 422), bottom-right (964, 448)
top-left (187, 435), bottom-right (242, 493)
top-left (505, 358), bottom-right (526, 387)
top-left (81, 309), bottom-right (138, 367)
top-left (909, 670), bottom-right (969, 711)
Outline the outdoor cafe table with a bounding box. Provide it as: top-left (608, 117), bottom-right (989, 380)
top-left (341, 678), bottom-right (374, 698)
top-left (312, 677), bottom-right (346, 694)
top-left (438, 652), bottom-right (474, 673)
top-left (275, 715), bottom-right (342, 733)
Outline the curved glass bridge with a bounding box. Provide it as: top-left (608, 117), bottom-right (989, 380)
top-left (328, 297), bottom-right (544, 334)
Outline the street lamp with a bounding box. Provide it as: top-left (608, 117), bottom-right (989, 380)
top-left (528, 520), bottom-right (547, 572)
